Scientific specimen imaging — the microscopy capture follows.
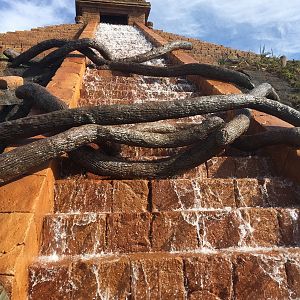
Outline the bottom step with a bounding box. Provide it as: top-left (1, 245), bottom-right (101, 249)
top-left (29, 249), bottom-right (300, 300)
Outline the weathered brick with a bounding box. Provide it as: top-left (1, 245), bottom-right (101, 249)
top-left (54, 179), bottom-right (114, 213)
top-left (112, 180), bottom-right (149, 213)
top-left (107, 213), bottom-right (151, 253)
top-left (41, 213), bottom-right (106, 256)
top-left (233, 253), bottom-right (289, 300)
top-left (184, 254), bottom-right (232, 299)
top-left (277, 208), bottom-right (300, 246)
top-left (207, 157), bottom-right (236, 178)
top-left (239, 208), bottom-right (281, 247)
top-left (29, 262), bottom-right (72, 300)
top-left (260, 178), bottom-right (300, 207)
top-left (234, 179), bottom-right (263, 207)
top-left (201, 211), bottom-right (241, 249)
top-left (152, 211), bottom-right (199, 251)
top-left (131, 255), bottom-right (185, 299)
top-left (286, 258), bottom-right (300, 299)
top-left (152, 179), bottom-right (235, 211)
top-left (54, 179), bottom-right (149, 213)
top-left (71, 258), bottom-right (131, 299)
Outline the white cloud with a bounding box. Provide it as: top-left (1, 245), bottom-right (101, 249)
top-left (0, 0), bottom-right (299, 59)
top-left (149, 0), bottom-right (300, 59)
top-left (0, 0), bottom-right (74, 33)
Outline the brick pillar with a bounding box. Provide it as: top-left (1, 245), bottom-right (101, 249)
top-left (128, 10), bottom-right (146, 25)
top-left (82, 7), bottom-right (100, 23)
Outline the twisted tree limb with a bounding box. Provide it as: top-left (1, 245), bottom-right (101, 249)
top-left (104, 61), bottom-right (255, 89)
top-left (5, 38), bottom-right (253, 89)
top-left (9, 39), bottom-right (69, 66)
top-left (38, 39), bottom-right (113, 67)
top-left (233, 127), bottom-right (300, 151)
top-left (0, 90), bottom-right (23, 106)
top-left (3, 49), bottom-right (20, 61)
top-left (1, 92), bottom-right (299, 145)
top-left (0, 117), bottom-right (223, 184)
top-left (69, 112), bottom-right (250, 179)
top-left (249, 82), bottom-right (280, 101)
top-left (119, 41), bottom-right (193, 63)
top-left (15, 83), bottom-right (68, 112)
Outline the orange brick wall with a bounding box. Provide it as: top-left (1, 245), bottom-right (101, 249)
top-left (0, 24), bottom-right (84, 58)
top-left (154, 29), bottom-right (257, 65)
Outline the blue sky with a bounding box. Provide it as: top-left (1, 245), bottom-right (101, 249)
top-left (0, 0), bottom-right (299, 59)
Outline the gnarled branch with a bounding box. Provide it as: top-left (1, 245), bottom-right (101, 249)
top-left (0, 92), bottom-right (299, 145)
top-left (0, 117), bottom-right (223, 184)
top-left (119, 41), bottom-right (193, 64)
top-left (70, 112), bottom-right (250, 179)
top-left (39, 38), bottom-right (113, 67)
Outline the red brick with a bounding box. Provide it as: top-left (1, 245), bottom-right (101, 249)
top-left (152, 212), bottom-right (199, 251)
top-left (184, 254), bottom-right (232, 299)
top-left (277, 208), bottom-right (300, 246)
top-left (202, 211), bottom-right (241, 249)
top-left (54, 179), bottom-right (114, 213)
top-left (234, 179), bottom-right (263, 207)
top-left (41, 213), bottom-right (106, 256)
top-left (71, 258), bottom-right (131, 299)
top-left (207, 157), bottom-right (236, 178)
top-left (286, 259), bottom-right (300, 299)
top-left (131, 255), bottom-right (185, 299)
top-left (233, 253), bottom-right (289, 300)
top-left (107, 213), bottom-right (151, 253)
top-left (152, 179), bottom-right (235, 211)
top-left (260, 178), bottom-right (300, 207)
top-left (29, 262), bottom-right (72, 300)
top-left (239, 208), bottom-right (280, 247)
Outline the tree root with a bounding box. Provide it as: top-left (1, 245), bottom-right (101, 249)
top-left (0, 117), bottom-right (223, 184)
top-left (1, 90), bottom-right (299, 145)
top-left (103, 61), bottom-right (254, 89)
top-left (38, 38), bottom-right (113, 67)
top-left (10, 39), bottom-right (69, 66)
top-left (69, 112), bottom-right (250, 179)
top-left (3, 49), bottom-right (21, 61)
top-left (15, 83), bottom-right (68, 112)
top-left (119, 41), bottom-right (193, 63)
top-left (6, 38), bottom-right (254, 89)
top-left (0, 90), bottom-right (23, 106)
top-left (234, 127), bottom-right (300, 151)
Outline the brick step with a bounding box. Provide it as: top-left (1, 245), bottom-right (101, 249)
top-left (54, 177), bottom-right (300, 213)
top-left (29, 249), bottom-right (300, 299)
top-left (79, 90), bottom-right (200, 106)
top-left (83, 74), bottom-right (197, 88)
top-left (40, 208), bottom-right (300, 256)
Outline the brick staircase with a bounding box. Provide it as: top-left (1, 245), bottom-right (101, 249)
top-left (27, 68), bottom-right (300, 298)
top-left (28, 153), bottom-right (300, 299)
top-left (154, 29), bottom-right (257, 65)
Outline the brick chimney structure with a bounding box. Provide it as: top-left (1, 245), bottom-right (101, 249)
top-left (75, 0), bottom-right (151, 25)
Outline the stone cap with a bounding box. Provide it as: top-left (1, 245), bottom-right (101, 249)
top-left (76, 0), bottom-right (151, 11)
top-left (76, 0), bottom-right (151, 19)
